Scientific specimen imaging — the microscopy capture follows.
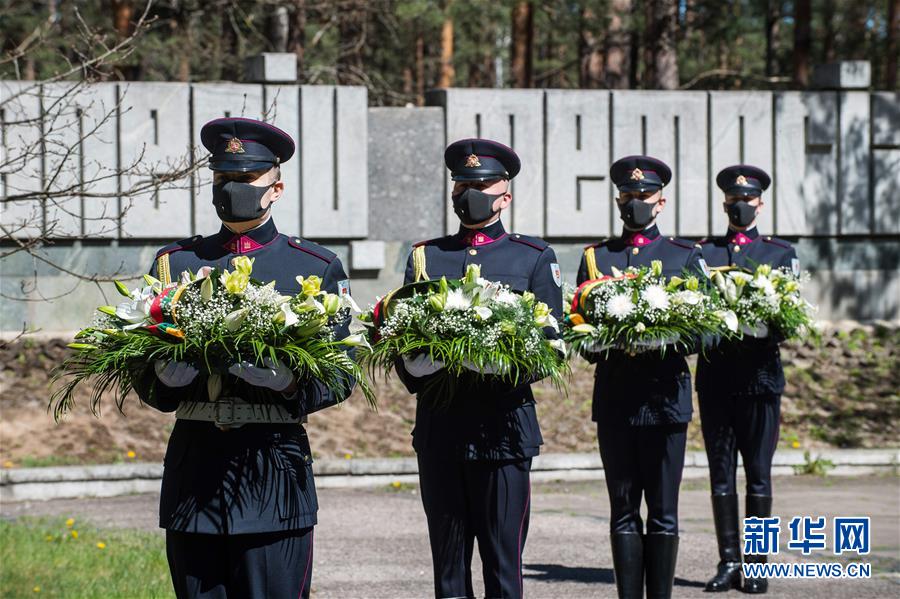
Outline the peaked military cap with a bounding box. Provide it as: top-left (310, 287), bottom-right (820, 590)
top-left (716, 164), bottom-right (771, 197)
top-left (445, 138), bottom-right (521, 182)
top-left (201, 117), bottom-right (295, 172)
top-left (610, 155), bottom-right (672, 193)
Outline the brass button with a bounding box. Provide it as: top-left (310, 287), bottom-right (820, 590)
top-left (734, 245), bottom-right (741, 252)
top-left (632, 247), bottom-right (639, 255)
top-left (469, 249), bottom-right (477, 256)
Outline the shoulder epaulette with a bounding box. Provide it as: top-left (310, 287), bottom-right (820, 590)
top-left (413, 237), bottom-right (442, 248)
top-left (287, 236), bottom-right (336, 264)
top-left (155, 235), bottom-right (202, 258)
top-left (762, 236), bottom-right (792, 249)
top-left (666, 236), bottom-right (697, 250)
top-left (509, 233), bottom-right (548, 251)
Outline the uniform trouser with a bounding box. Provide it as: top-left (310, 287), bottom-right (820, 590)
top-left (165, 527), bottom-right (314, 599)
top-left (698, 393), bottom-right (781, 496)
top-left (597, 421), bottom-right (688, 534)
top-left (417, 452), bottom-right (533, 599)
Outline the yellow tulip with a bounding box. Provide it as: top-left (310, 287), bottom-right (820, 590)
top-left (221, 270), bottom-right (249, 294)
top-left (231, 256), bottom-right (254, 275)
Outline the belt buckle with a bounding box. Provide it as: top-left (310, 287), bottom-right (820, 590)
top-left (213, 397), bottom-right (239, 428)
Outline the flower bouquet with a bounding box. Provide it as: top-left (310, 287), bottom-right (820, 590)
top-left (51, 256), bottom-right (373, 419)
top-left (708, 263), bottom-right (818, 340)
top-left (563, 260), bottom-right (738, 357)
top-left (360, 264), bottom-right (568, 403)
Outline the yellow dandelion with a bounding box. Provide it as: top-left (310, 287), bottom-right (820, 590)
top-left (65, 518), bottom-right (75, 528)
top-left (33, 586), bottom-right (41, 593)
top-left (391, 481), bottom-right (401, 488)
top-left (3, 460), bottom-right (14, 468)
top-left (71, 530), bottom-right (78, 539)
top-left (96, 542), bottom-right (106, 549)
top-left (44, 535), bottom-right (53, 542)
top-left (344, 453), bottom-right (352, 460)
top-left (791, 441), bottom-right (801, 449)
top-left (126, 450), bottom-right (136, 459)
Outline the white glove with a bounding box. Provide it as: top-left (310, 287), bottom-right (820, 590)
top-left (741, 322), bottom-right (770, 338)
top-left (228, 357), bottom-right (294, 392)
top-left (154, 360), bottom-right (199, 388)
top-left (461, 360), bottom-right (506, 375)
top-left (631, 334), bottom-right (680, 349)
top-left (402, 354), bottom-right (444, 378)
top-left (580, 341), bottom-right (613, 355)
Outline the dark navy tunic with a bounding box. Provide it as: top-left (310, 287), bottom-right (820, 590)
top-left (695, 227), bottom-right (798, 397)
top-left (395, 220), bottom-right (563, 461)
top-left (133, 217), bottom-right (353, 535)
top-left (576, 225), bottom-right (705, 426)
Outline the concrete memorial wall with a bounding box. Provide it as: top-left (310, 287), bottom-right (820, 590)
top-left (1, 72), bottom-right (898, 332)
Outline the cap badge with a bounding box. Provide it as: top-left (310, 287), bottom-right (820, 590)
top-left (224, 138), bottom-right (245, 154)
top-left (465, 154), bottom-right (481, 168)
top-left (735, 174), bottom-right (748, 186)
top-left (630, 167), bottom-right (645, 181)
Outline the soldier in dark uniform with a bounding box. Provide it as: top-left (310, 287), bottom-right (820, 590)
top-left (132, 117), bottom-right (355, 599)
top-left (576, 156), bottom-right (704, 599)
top-left (696, 165), bottom-right (798, 594)
top-left (394, 138), bottom-right (563, 599)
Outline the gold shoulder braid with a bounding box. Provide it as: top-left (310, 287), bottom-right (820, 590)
top-left (412, 245), bottom-right (429, 282)
top-left (584, 246), bottom-right (601, 280)
top-left (157, 253), bottom-right (172, 286)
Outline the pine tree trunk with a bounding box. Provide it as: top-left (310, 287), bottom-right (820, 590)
top-left (652, 0), bottom-right (679, 89)
top-left (605, 0), bottom-right (631, 89)
top-left (267, 6), bottom-right (289, 53)
top-left (511, 1), bottom-right (533, 88)
top-left (887, 0), bottom-right (899, 89)
top-left (580, 7), bottom-right (604, 88)
top-left (438, 11), bottom-right (455, 88)
top-left (288, 0), bottom-right (307, 81)
top-left (415, 31), bottom-right (425, 105)
top-left (765, 0), bottom-right (780, 77)
top-left (337, 1), bottom-right (366, 84)
top-left (792, 0), bottom-right (811, 87)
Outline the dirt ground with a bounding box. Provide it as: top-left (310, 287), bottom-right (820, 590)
top-left (3, 475), bottom-right (898, 598)
top-left (1, 325), bottom-right (898, 467)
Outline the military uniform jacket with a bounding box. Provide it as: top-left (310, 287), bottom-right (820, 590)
top-left (576, 225), bottom-right (704, 426)
top-left (695, 227), bottom-right (798, 397)
top-left (395, 220), bottom-right (563, 462)
top-left (132, 217), bottom-right (353, 535)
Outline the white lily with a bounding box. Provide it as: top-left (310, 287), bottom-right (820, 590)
top-left (115, 286), bottom-right (155, 329)
top-left (278, 303), bottom-right (300, 327)
top-left (547, 338), bottom-right (567, 355)
top-left (224, 308), bottom-right (249, 332)
top-left (716, 310), bottom-right (739, 332)
top-left (341, 333), bottom-right (372, 351)
top-left (473, 306), bottom-right (493, 320)
top-left (672, 290), bottom-right (703, 305)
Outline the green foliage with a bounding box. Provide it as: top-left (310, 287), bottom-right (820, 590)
top-left (2, 0), bottom-right (894, 102)
top-left (793, 450), bottom-right (835, 476)
top-left (0, 518), bottom-right (170, 598)
top-left (363, 266), bottom-right (569, 406)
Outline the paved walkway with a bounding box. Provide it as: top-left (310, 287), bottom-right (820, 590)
top-left (3, 475), bottom-right (898, 598)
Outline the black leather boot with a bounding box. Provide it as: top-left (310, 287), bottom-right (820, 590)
top-left (610, 533), bottom-right (644, 599)
top-left (705, 494), bottom-right (742, 592)
top-left (645, 533), bottom-right (679, 599)
top-left (743, 495), bottom-right (773, 594)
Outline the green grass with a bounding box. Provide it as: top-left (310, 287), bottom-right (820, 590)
top-left (0, 517), bottom-right (171, 598)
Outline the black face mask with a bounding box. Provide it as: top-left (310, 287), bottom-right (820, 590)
top-left (212, 180), bottom-right (274, 222)
top-left (452, 187), bottom-right (503, 226)
top-left (618, 198), bottom-right (656, 230)
top-left (727, 200), bottom-right (758, 227)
